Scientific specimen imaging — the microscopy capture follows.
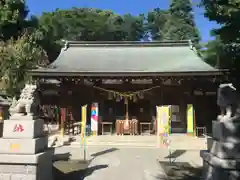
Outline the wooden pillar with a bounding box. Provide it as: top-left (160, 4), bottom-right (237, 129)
top-left (60, 108), bottom-right (66, 137)
top-left (0, 107), bottom-right (3, 138)
top-left (179, 97), bottom-right (186, 134)
top-left (0, 107), bottom-right (3, 122)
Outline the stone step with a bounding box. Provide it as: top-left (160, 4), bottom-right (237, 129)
top-left (71, 141), bottom-right (157, 147)
top-left (69, 135), bottom-right (206, 149)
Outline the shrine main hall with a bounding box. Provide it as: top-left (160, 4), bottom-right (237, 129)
top-left (30, 40), bottom-right (228, 136)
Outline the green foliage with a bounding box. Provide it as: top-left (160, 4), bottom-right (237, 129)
top-left (148, 0), bottom-right (200, 42)
top-left (168, 0), bottom-right (200, 41)
top-left (147, 8), bottom-right (170, 40)
top-left (201, 0), bottom-right (240, 54)
top-left (0, 0), bottom-right (48, 96)
top-left (201, 36), bottom-right (228, 68)
top-left (0, 0), bottom-right (29, 41)
top-left (38, 8), bottom-right (146, 62)
top-left (201, 0), bottom-right (240, 87)
top-left (0, 32), bottom-right (48, 96)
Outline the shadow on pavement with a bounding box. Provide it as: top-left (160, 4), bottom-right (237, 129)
top-left (158, 161), bottom-right (202, 180)
top-left (53, 152), bottom-right (71, 161)
top-left (90, 147), bottom-right (119, 159)
top-left (53, 147), bottom-right (118, 180)
top-left (164, 150), bottom-right (186, 160)
top-left (53, 160), bottom-right (108, 180)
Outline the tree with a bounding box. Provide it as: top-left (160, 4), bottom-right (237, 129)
top-left (0, 32), bottom-right (48, 96)
top-left (121, 13), bottom-right (145, 41)
top-left (0, 0), bottom-right (45, 96)
top-left (201, 0), bottom-right (240, 88)
top-left (0, 0), bottom-right (37, 41)
top-left (38, 8), bottom-right (146, 62)
top-left (148, 0), bottom-right (200, 42)
top-left (147, 8), bottom-right (170, 40)
top-left (167, 0), bottom-right (200, 41)
top-left (201, 36), bottom-right (227, 68)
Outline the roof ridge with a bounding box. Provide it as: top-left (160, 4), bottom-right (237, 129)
top-left (61, 40), bottom-right (194, 50)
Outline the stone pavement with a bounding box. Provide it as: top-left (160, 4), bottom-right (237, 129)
top-left (54, 145), bottom-right (203, 180)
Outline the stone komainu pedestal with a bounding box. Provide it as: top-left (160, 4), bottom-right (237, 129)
top-left (0, 115), bottom-right (53, 180)
top-left (200, 119), bottom-right (240, 180)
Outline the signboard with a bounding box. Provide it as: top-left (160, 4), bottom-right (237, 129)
top-left (91, 103), bottom-right (99, 135)
top-left (60, 108), bottom-right (66, 136)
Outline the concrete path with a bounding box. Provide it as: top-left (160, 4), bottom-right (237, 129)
top-left (54, 146), bottom-right (203, 180)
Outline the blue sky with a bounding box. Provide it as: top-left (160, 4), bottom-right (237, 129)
top-left (27, 0), bottom-right (218, 42)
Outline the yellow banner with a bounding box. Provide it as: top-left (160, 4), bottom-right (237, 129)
top-left (157, 106), bottom-right (170, 148)
top-left (187, 104), bottom-right (194, 133)
top-left (157, 106), bottom-right (170, 134)
top-left (81, 105), bottom-right (87, 144)
top-left (156, 106), bottom-right (161, 134)
top-left (161, 106), bottom-right (170, 135)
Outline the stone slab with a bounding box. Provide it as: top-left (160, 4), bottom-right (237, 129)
top-left (207, 137), bottom-right (213, 151)
top-left (0, 150), bottom-right (53, 180)
top-left (209, 139), bottom-right (240, 159)
top-left (0, 164), bottom-right (36, 174)
top-left (0, 160), bottom-right (52, 180)
top-left (0, 149), bottom-right (53, 164)
top-left (212, 120), bottom-right (240, 142)
top-left (9, 114), bottom-right (37, 121)
top-left (202, 161), bottom-right (240, 180)
top-left (200, 150), bottom-right (240, 169)
top-left (0, 173), bottom-right (36, 180)
top-left (3, 119), bottom-right (44, 139)
top-left (0, 137), bottom-right (47, 154)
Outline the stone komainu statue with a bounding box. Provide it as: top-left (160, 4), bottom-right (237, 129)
top-left (9, 84), bottom-right (39, 117)
top-left (217, 83), bottom-right (239, 121)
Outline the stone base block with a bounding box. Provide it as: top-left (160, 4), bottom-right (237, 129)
top-left (0, 149), bottom-right (53, 164)
top-left (0, 137), bottom-right (47, 154)
top-left (209, 139), bottom-right (240, 159)
top-left (200, 150), bottom-right (240, 169)
top-left (0, 173), bottom-right (37, 180)
top-left (212, 119), bottom-right (240, 141)
top-left (0, 150), bottom-right (53, 180)
top-left (9, 114), bottom-right (37, 121)
top-left (3, 119), bottom-right (44, 138)
top-left (207, 137), bottom-right (213, 151)
top-left (202, 161), bottom-right (240, 180)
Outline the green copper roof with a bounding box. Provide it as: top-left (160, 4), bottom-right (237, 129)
top-left (32, 41), bottom-right (219, 75)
